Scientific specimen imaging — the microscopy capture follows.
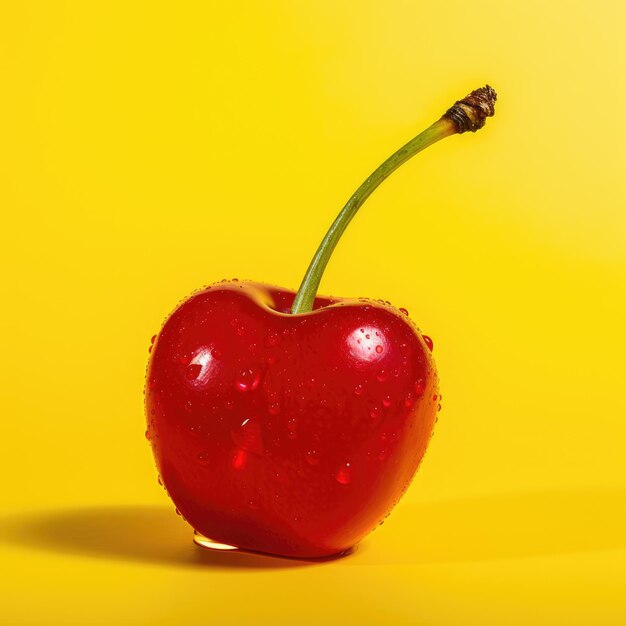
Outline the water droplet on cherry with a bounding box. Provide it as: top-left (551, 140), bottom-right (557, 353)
top-left (231, 417), bottom-right (263, 455)
top-left (382, 395), bottom-right (392, 408)
top-left (399, 307), bottom-right (409, 316)
top-left (423, 335), bottom-right (434, 351)
top-left (268, 402), bottom-right (280, 415)
top-left (335, 462), bottom-right (352, 485)
top-left (375, 345), bottom-right (383, 354)
top-left (305, 450), bottom-right (319, 466)
top-left (354, 384), bottom-right (364, 396)
top-left (197, 451), bottom-right (210, 465)
top-left (287, 417), bottom-right (298, 439)
top-left (236, 367), bottom-right (261, 392)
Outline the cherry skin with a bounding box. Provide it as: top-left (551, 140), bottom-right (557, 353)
top-left (146, 281), bottom-right (438, 558)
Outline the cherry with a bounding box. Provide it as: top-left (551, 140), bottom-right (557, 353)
top-left (146, 86), bottom-right (496, 558)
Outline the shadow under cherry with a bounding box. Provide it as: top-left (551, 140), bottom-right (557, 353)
top-left (2, 488), bottom-right (624, 569)
top-left (0, 505), bottom-right (318, 570)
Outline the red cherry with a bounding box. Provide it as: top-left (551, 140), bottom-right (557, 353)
top-left (147, 282), bottom-right (438, 558)
top-left (422, 335), bottom-right (434, 351)
top-left (145, 86), bottom-right (496, 558)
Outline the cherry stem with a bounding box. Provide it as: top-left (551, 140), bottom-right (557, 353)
top-left (291, 85), bottom-right (497, 315)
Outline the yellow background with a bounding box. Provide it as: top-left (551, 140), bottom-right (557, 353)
top-left (1, 1), bottom-right (625, 624)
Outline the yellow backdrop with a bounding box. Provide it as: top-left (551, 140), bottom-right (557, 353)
top-left (1, 1), bottom-right (625, 624)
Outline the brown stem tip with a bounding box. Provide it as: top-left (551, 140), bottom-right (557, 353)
top-left (444, 85), bottom-right (497, 133)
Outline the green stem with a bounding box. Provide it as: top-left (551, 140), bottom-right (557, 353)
top-left (291, 85), bottom-right (497, 314)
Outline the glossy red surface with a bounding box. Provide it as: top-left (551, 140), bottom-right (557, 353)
top-left (146, 281), bottom-right (439, 558)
